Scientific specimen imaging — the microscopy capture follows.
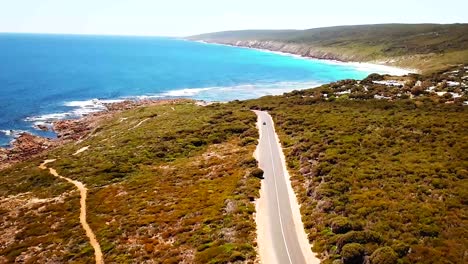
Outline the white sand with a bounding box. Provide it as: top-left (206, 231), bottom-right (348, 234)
top-left (335, 61), bottom-right (415, 76)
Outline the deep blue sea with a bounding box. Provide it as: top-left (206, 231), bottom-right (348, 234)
top-left (0, 33), bottom-right (399, 146)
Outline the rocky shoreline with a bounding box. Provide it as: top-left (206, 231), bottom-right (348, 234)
top-left (0, 99), bottom-right (191, 170)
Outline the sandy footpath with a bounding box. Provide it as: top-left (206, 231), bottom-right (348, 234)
top-left (39, 159), bottom-right (104, 264)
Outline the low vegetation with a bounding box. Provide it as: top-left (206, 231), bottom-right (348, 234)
top-left (242, 69), bottom-right (468, 263)
top-left (289, 64), bottom-right (468, 105)
top-left (1, 64), bottom-right (467, 263)
top-left (0, 103), bottom-right (261, 263)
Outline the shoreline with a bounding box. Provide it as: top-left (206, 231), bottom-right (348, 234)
top-left (194, 40), bottom-right (417, 76)
top-left (0, 99), bottom-right (190, 170)
top-left (1, 39), bottom-right (417, 149)
top-left (1, 81), bottom-right (325, 147)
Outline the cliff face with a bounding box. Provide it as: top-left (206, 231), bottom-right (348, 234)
top-left (200, 39), bottom-right (448, 72)
top-left (191, 24), bottom-right (468, 73)
top-left (206, 39), bottom-right (359, 62)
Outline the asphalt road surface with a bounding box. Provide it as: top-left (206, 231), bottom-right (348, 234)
top-left (254, 110), bottom-right (310, 264)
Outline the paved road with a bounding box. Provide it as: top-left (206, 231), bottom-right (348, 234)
top-left (254, 111), bottom-right (310, 264)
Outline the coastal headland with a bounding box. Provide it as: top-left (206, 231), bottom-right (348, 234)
top-left (189, 24), bottom-right (468, 74)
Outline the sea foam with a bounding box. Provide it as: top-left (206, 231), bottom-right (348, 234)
top-left (0, 129), bottom-right (27, 138)
top-left (25, 98), bottom-right (125, 124)
top-left (21, 81), bottom-right (322, 129)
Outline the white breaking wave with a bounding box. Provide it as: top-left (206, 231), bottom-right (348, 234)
top-left (0, 129), bottom-right (27, 138)
top-left (22, 81), bottom-right (322, 129)
top-left (162, 87), bottom-right (215, 97)
top-left (64, 99), bottom-right (124, 107)
top-left (157, 81), bottom-right (323, 100)
top-left (25, 98), bottom-right (125, 125)
top-left (25, 113), bottom-right (70, 122)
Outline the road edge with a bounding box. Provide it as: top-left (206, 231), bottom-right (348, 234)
top-left (253, 111), bottom-right (277, 264)
top-left (269, 113), bottom-right (321, 264)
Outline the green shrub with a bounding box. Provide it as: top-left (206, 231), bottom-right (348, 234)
top-left (240, 137), bottom-right (257, 146)
top-left (341, 243), bottom-right (365, 264)
top-left (241, 157), bottom-right (257, 168)
top-left (250, 168), bottom-right (264, 179)
top-left (0, 102), bottom-right (261, 263)
top-left (391, 241), bottom-right (410, 258)
top-left (330, 216), bottom-right (353, 234)
top-left (229, 251), bottom-right (246, 261)
top-left (337, 231), bottom-right (382, 250)
top-left (369, 247), bottom-right (398, 264)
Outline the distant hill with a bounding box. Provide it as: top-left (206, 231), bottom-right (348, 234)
top-left (189, 24), bottom-right (468, 73)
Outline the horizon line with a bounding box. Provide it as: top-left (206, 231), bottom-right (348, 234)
top-left (0, 31), bottom-right (178, 38)
top-left (1, 22), bottom-right (467, 38)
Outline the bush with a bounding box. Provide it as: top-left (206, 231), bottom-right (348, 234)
top-left (241, 157), bottom-right (257, 168)
top-left (330, 216), bottom-right (353, 234)
top-left (411, 86), bottom-right (425, 96)
top-left (391, 241), bottom-right (410, 258)
top-left (337, 231), bottom-right (382, 250)
top-left (243, 76), bottom-right (468, 263)
top-left (240, 137), bottom-right (256, 146)
top-left (341, 243), bottom-right (365, 264)
top-left (362, 73), bottom-right (384, 84)
top-left (369, 247), bottom-right (398, 264)
top-left (250, 168), bottom-right (264, 179)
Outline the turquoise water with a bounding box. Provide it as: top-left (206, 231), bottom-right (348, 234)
top-left (0, 33), bottom-right (385, 145)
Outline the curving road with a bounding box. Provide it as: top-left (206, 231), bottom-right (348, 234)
top-left (254, 111), bottom-right (319, 264)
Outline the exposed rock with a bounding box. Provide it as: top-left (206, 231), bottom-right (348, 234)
top-left (0, 148), bottom-right (8, 160)
top-left (12, 133), bottom-right (53, 153)
top-left (224, 199), bottom-right (237, 214)
top-left (0, 133), bottom-right (55, 170)
top-left (35, 124), bottom-right (50, 131)
top-left (53, 119), bottom-right (93, 140)
top-left (104, 100), bottom-right (139, 111)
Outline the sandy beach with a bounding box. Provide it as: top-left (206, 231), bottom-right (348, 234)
top-left (194, 40), bottom-right (416, 76)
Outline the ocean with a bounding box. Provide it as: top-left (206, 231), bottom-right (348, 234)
top-left (0, 33), bottom-right (404, 146)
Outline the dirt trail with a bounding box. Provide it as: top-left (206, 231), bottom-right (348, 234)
top-left (39, 159), bottom-right (104, 264)
top-left (73, 146), bottom-right (90, 156)
top-left (129, 118), bottom-right (150, 130)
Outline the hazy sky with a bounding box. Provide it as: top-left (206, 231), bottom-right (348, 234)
top-left (0, 0), bottom-right (467, 36)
